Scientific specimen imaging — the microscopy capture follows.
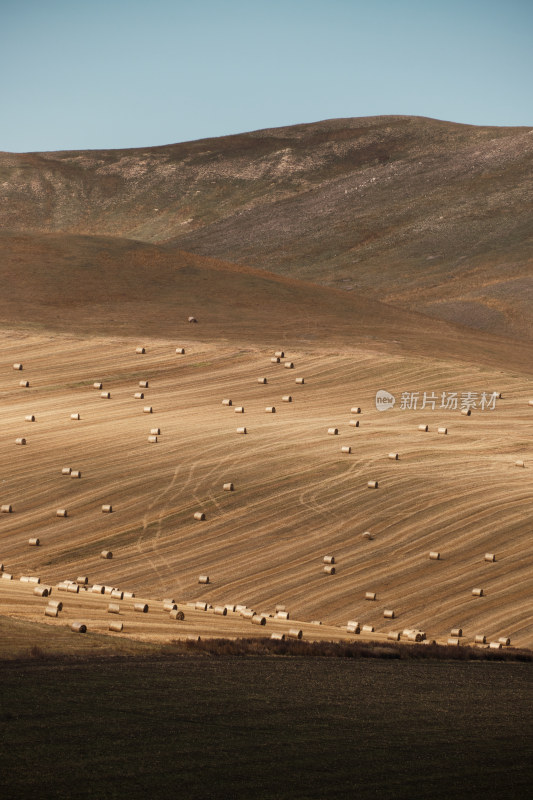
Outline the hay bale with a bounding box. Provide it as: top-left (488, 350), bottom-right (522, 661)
top-left (188, 316), bottom-right (197, 323)
top-left (109, 622), bottom-right (123, 632)
top-left (383, 609), bottom-right (395, 619)
top-left (236, 427), bottom-right (247, 434)
top-left (284, 362), bottom-right (294, 369)
top-left (437, 427), bottom-right (448, 435)
top-left (61, 467), bottom-right (72, 475)
top-left (163, 597), bottom-right (176, 604)
top-left (350, 407), bottom-right (361, 414)
top-left (484, 553), bottom-right (496, 562)
top-left (19, 575), bottom-right (31, 583)
top-left (25, 415), bottom-right (35, 422)
top-left (56, 509), bottom-right (68, 518)
top-left (136, 347), bottom-right (146, 354)
top-left (362, 624), bottom-right (374, 633)
top-left (234, 406), bottom-right (244, 413)
top-left (110, 589), bottom-right (123, 599)
top-left (270, 357), bottom-right (280, 363)
top-left (150, 428), bottom-right (161, 435)
top-left (310, 620), bottom-right (322, 626)
top-left (222, 399), bottom-right (233, 406)
top-left (198, 574), bottom-right (209, 583)
top-left (252, 614), bottom-right (266, 626)
top-left (19, 380), bottom-right (30, 388)
top-left (235, 604), bottom-right (248, 613)
top-left (101, 391), bottom-right (111, 399)
top-left (528, 400), bottom-right (533, 407)
top-left (388, 453), bottom-right (399, 460)
top-left (347, 621), bottom-right (360, 634)
top-left (143, 406), bottom-right (153, 413)
top-left (123, 591), bottom-right (135, 599)
top-left (148, 435), bottom-right (158, 443)
top-left (327, 427), bottom-right (338, 435)
top-left (275, 610), bottom-right (289, 620)
top-left (214, 605), bottom-right (227, 616)
top-left (489, 641), bottom-right (502, 650)
top-left (387, 631), bottom-right (400, 641)
top-left (367, 480), bottom-right (378, 489)
top-left (70, 470), bottom-right (81, 479)
top-left (101, 550), bottom-right (113, 559)
top-left (474, 634), bottom-right (486, 644)
top-left (76, 576), bottom-right (88, 585)
top-left (450, 627), bottom-right (463, 637)
top-left (195, 601), bottom-right (208, 611)
top-left (1, 572), bottom-right (13, 580)
top-left (472, 588), bottom-right (484, 597)
top-left (44, 606), bottom-right (58, 617)
top-left (101, 504), bottom-right (113, 513)
top-left (13, 363), bottom-right (23, 370)
top-left (349, 420), bottom-right (360, 427)
top-left (15, 437), bottom-right (26, 445)
top-left (134, 603), bottom-right (149, 613)
top-left (498, 637), bottom-right (511, 646)
top-left (240, 609), bottom-right (255, 619)
top-left (361, 531), bottom-right (373, 540)
top-left (270, 632), bottom-right (286, 640)
top-left (257, 377), bottom-right (267, 384)
top-left (323, 555), bottom-right (335, 564)
top-left (341, 445), bottom-right (352, 453)
top-left (93, 382), bottom-right (102, 389)
top-left (67, 583), bottom-right (79, 594)
top-left (225, 604), bottom-right (236, 613)
top-left (323, 565), bottom-right (336, 575)
top-left (407, 631), bottom-right (424, 642)
top-left (139, 381), bottom-right (149, 389)
top-left (365, 592), bottom-right (376, 601)
top-left (429, 551), bottom-right (440, 560)
top-left (71, 622), bottom-right (87, 633)
top-left (223, 482), bottom-right (234, 491)
top-left (91, 585), bottom-right (105, 594)
top-left (515, 460), bottom-right (525, 467)
top-left (447, 638), bottom-right (460, 646)
top-left (295, 378), bottom-right (305, 384)
top-left (70, 413), bottom-right (81, 420)
top-left (274, 351), bottom-right (285, 358)
top-left (103, 586), bottom-right (115, 595)
top-left (107, 603), bottom-right (120, 614)
top-left (418, 424), bottom-right (429, 432)
top-left (48, 599), bottom-right (62, 610)
top-left (265, 406), bottom-right (276, 413)
top-left (170, 609), bottom-right (185, 620)
top-left (134, 392), bottom-right (144, 399)
top-left (194, 512), bottom-right (206, 521)
top-left (287, 628), bottom-right (302, 639)
top-left (461, 408), bottom-right (471, 416)
top-left (282, 395), bottom-right (292, 403)
top-left (176, 348), bottom-right (185, 354)
top-left (1, 504), bottom-right (12, 513)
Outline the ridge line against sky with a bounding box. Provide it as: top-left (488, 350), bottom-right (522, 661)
top-left (1, 0), bottom-right (532, 153)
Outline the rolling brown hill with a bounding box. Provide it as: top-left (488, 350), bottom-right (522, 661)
top-left (1, 116), bottom-right (532, 339)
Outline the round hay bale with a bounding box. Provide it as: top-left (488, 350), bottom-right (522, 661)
top-left (282, 395), bottom-right (292, 403)
top-left (387, 631), bottom-right (401, 641)
top-left (407, 631), bottom-right (424, 642)
top-left (194, 512), bottom-right (206, 521)
top-left (383, 609), bottom-right (395, 619)
top-left (257, 377), bottom-right (267, 384)
top-left (235, 604), bottom-right (247, 613)
top-left (170, 609), bottom-right (185, 620)
top-left (134, 392), bottom-right (144, 399)
top-left (61, 467), bottom-right (72, 475)
top-left (528, 400), bottom-right (533, 407)
top-left (236, 427), bottom-right (247, 434)
top-left (107, 603), bottom-right (120, 614)
top-left (76, 576), bottom-right (88, 585)
top-left (188, 316), bottom-right (197, 323)
top-left (19, 575), bottom-right (31, 583)
top-left (176, 347), bottom-right (185, 354)
top-left (28, 537), bottom-right (40, 546)
top-left (198, 574), bottom-right (209, 583)
top-left (489, 641), bottom-right (502, 649)
top-left (71, 622), bottom-right (87, 633)
top-left (475, 634), bottom-right (486, 644)
top-left (103, 586), bottom-right (115, 595)
top-left (225, 604), bottom-right (236, 613)
top-left (19, 380), bottom-right (30, 388)
top-left (93, 382), bottom-right (102, 389)
top-left (13, 363), bottom-right (23, 370)
top-left (418, 424), bottom-right (429, 432)
top-left (223, 482), bottom-right (234, 491)
top-left (284, 362), bottom-right (294, 369)
top-left (195, 601), bottom-right (208, 611)
top-left (56, 509), bottom-right (68, 518)
top-left (67, 583), bottom-right (79, 594)
top-left (143, 406), bottom-right (153, 413)
top-left (25, 415), bottom-right (35, 422)
top-left (150, 428), bottom-right (161, 435)
top-left (70, 470), bottom-right (81, 479)
top-left (323, 565), bottom-right (336, 575)
top-left (388, 453), bottom-right (399, 460)
top-left (287, 628), bottom-right (302, 639)
top-left (33, 586), bottom-right (49, 597)
top-left (15, 437), bottom-right (26, 445)
top-left (484, 553), bottom-right (496, 562)
top-left (274, 351), bottom-right (285, 358)
top-left (123, 591), bottom-right (135, 599)
top-left (222, 399), bottom-right (233, 406)
top-left (341, 445), bottom-right (352, 453)
top-left (70, 413), bottom-right (81, 420)
top-left (56, 581), bottom-right (70, 591)
top-left (265, 406), bottom-right (276, 413)
top-left (365, 591), bottom-right (376, 601)
top-left (1, 504), bottom-right (12, 513)
top-left (349, 419), bottom-right (360, 427)
top-left (110, 590), bottom-right (123, 600)
top-left (240, 608), bottom-right (254, 619)
top-left (91, 585), bottom-right (105, 594)
top-left (275, 610), bottom-right (289, 620)
top-left (498, 637), bottom-right (511, 646)
top-left (437, 427), bottom-right (448, 435)
top-left (450, 627), bottom-right (463, 637)
top-left (44, 606), bottom-right (58, 617)
top-left (101, 504), bottom-right (113, 513)
top-left (135, 347), bottom-right (146, 354)
top-left (1, 572), bottom-right (13, 580)
top-left (429, 551), bottom-right (440, 560)
top-left (101, 391), bottom-right (111, 399)
top-left (515, 460), bottom-right (525, 467)
top-left (361, 531), bottom-right (373, 540)
top-left (323, 555), bottom-right (335, 564)
top-left (252, 614), bottom-right (266, 625)
top-left (234, 406), bottom-right (244, 413)
top-left (347, 621), bottom-right (360, 634)
top-left (327, 427), bottom-right (338, 435)
top-left (461, 408), bottom-right (471, 416)
top-left (472, 588), bottom-right (484, 597)
top-left (101, 550), bottom-right (113, 559)
top-left (214, 605), bottom-right (227, 616)
top-left (48, 599), bottom-right (62, 610)
top-left (367, 480), bottom-right (378, 489)
top-left (275, 604), bottom-right (286, 612)
top-left (351, 407), bottom-right (361, 414)
top-left (139, 381), bottom-right (149, 389)
top-left (134, 603), bottom-right (149, 613)
top-left (270, 632), bottom-right (285, 640)
top-left (447, 638), bottom-right (460, 646)
top-left (362, 624), bottom-right (374, 633)
top-left (270, 357), bottom-right (280, 363)
top-left (109, 622), bottom-right (123, 632)
top-left (295, 377), bottom-right (305, 384)
top-left (148, 435), bottom-right (158, 443)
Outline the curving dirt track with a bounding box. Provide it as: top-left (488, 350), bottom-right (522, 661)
top-left (1, 328), bottom-right (531, 649)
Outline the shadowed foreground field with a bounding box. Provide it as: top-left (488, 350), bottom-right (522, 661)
top-left (1, 656), bottom-right (531, 800)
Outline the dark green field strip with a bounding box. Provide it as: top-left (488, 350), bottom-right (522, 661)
top-left (1, 658), bottom-right (531, 800)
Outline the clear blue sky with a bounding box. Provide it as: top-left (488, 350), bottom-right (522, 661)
top-left (1, 0), bottom-right (532, 152)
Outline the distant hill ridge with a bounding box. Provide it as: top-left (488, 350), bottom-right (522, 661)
top-left (1, 115), bottom-right (531, 339)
